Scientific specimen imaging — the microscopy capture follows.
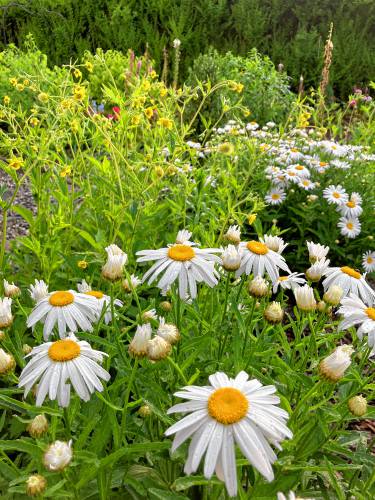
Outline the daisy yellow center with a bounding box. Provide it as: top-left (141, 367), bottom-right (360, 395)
top-left (366, 308), bottom-right (375, 320)
top-left (320, 161), bottom-right (328, 166)
top-left (341, 266), bottom-right (361, 279)
top-left (295, 165), bottom-right (304, 170)
top-left (333, 192), bottom-right (341, 199)
top-left (367, 257), bottom-right (374, 264)
top-left (271, 194), bottom-right (280, 200)
top-left (85, 290), bottom-right (104, 299)
top-left (208, 387), bottom-right (248, 425)
top-left (247, 241), bottom-right (268, 255)
top-left (302, 180), bottom-right (310, 186)
top-left (346, 223), bottom-right (354, 230)
top-left (279, 276), bottom-right (288, 281)
top-left (49, 291), bottom-right (74, 307)
top-left (291, 148), bottom-right (298, 153)
top-left (346, 201), bottom-right (355, 208)
top-left (288, 171), bottom-right (296, 176)
top-left (168, 244), bottom-right (195, 261)
top-left (48, 340), bottom-right (80, 361)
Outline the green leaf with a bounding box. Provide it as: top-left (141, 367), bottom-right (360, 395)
top-left (149, 488), bottom-right (189, 499)
top-left (11, 205), bottom-right (35, 225)
top-left (0, 439), bottom-right (43, 458)
top-left (173, 475), bottom-right (222, 491)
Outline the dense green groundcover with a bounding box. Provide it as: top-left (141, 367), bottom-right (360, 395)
top-left (0, 47), bottom-right (374, 499)
top-left (0, 0), bottom-right (375, 98)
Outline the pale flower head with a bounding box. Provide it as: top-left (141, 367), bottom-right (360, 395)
top-left (0, 298), bottom-right (13, 328)
top-left (26, 474), bottom-right (47, 497)
top-left (102, 244), bottom-right (128, 281)
top-left (176, 230), bottom-right (192, 244)
top-left (43, 440), bottom-right (72, 471)
top-left (147, 335), bottom-right (172, 361)
top-left (362, 251), bottom-right (375, 273)
top-left (3, 279), bottom-right (20, 298)
top-left (264, 301), bottom-right (284, 323)
top-left (319, 345), bottom-right (353, 381)
top-left (157, 317), bottom-right (180, 345)
top-left (221, 245), bottom-right (241, 271)
top-left (77, 279), bottom-right (91, 293)
top-left (129, 324), bottom-right (152, 357)
top-left (323, 285), bottom-right (343, 305)
top-left (306, 258), bottom-right (330, 282)
top-left (294, 285), bottom-right (316, 311)
top-left (122, 274), bottom-right (142, 292)
top-left (0, 348), bottom-right (15, 374)
top-left (27, 414), bottom-right (49, 438)
top-left (260, 234), bottom-right (288, 254)
top-left (248, 276), bottom-right (269, 297)
top-left (306, 241), bottom-right (329, 263)
top-left (224, 225), bottom-right (241, 244)
top-left (29, 279), bottom-right (49, 303)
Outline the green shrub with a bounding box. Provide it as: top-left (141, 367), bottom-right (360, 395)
top-left (186, 49), bottom-right (294, 126)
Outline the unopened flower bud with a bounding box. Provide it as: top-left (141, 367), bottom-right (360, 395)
top-left (305, 258), bottom-right (329, 282)
top-left (3, 280), bottom-right (21, 298)
top-left (43, 440), bottom-right (72, 471)
top-left (0, 298), bottom-right (13, 328)
top-left (160, 301), bottom-right (172, 312)
top-left (157, 318), bottom-right (180, 345)
top-left (319, 345), bottom-right (353, 382)
top-left (129, 324), bottom-right (152, 357)
top-left (26, 474), bottom-right (47, 497)
top-left (317, 301), bottom-right (326, 312)
top-left (248, 276), bottom-right (269, 297)
top-left (264, 302), bottom-right (284, 323)
top-left (323, 285), bottom-right (343, 306)
top-left (348, 395), bottom-right (367, 417)
top-left (138, 404), bottom-right (152, 417)
top-left (27, 414), bottom-right (49, 438)
top-left (221, 245), bottom-right (241, 271)
top-left (23, 344), bottom-right (32, 355)
top-left (0, 348), bottom-right (15, 374)
top-left (142, 309), bottom-right (157, 322)
top-left (147, 336), bottom-right (171, 361)
top-left (294, 285), bottom-right (316, 311)
top-left (224, 225), bottom-right (241, 244)
top-left (101, 244), bottom-right (127, 281)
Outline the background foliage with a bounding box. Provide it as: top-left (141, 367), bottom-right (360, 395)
top-left (0, 0), bottom-right (374, 98)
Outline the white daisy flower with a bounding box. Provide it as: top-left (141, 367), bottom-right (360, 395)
top-left (322, 185), bottom-right (348, 205)
top-left (18, 334), bottom-right (110, 407)
top-left (264, 187), bottom-right (286, 205)
top-left (122, 274), bottom-right (142, 292)
top-left (136, 233), bottom-right (221, 299)
top-left (260, 235), bottom-right (288, 254)
top-left (77, 280), bottom-right (122, 324)
top-left (29, 279), bottom-right (49, 303)
top-left (176, 230), bottom-right (193, 244)
top-left (283, 170), bottom-right (300, 184)
top-left (272, 273), bottom-right (306, 294)
top-left (44, 440), bottom-right (72, 471)
top-left (323, 266), bottom-right (375, 304)
top-left (331, 159), bottom-right (351, 170)
top-left (26, 290), bottom-right (99, 340)
top-left (0, 297), bottom-right (13, 328)
top-left (221, 245), bottom-right (241, 271)
top-left (129, 324), bottom-right (152, 357)
top-left (338, 196), bottom-right (363, 218)
top-left (236, 240), bottom-right (290, 282)
top-left (362, 251), bottom-right (375, 273)
top-left (294, 284), bottom-right (316, 311)
top-left (298, 178), bottom-right (316, 191)
top-left (338, 294), bottom-right (375, 353)
top-left (165, 371), bottom-right (292, 497)
top-left (287, 164), bottom-right (310, 178)
top-left (306, 258), bottom-right (330, 282)
top-left (157, 317), bottom-right (180, 345)
top-left (338, 216), bottom-right (361, 239)
top-left (319, 345), bottom-right (353, 381)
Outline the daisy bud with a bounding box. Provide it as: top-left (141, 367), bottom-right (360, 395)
top-left (323, 285), bottom-right (343, 306)
top-left (26, 474), bottom-right (47, 497)
top-left (306, 241), bottom-right (329, 264)
top-left (264, 301), bottom-right (284, 323)
top-left (142, 309), bottom-right (157, 323)
top-left (305, 258), bottom-right (330, 282)
top-left (27, 414), bottom-right (49, 438)
top-left (160, 300), bottom-right (172, 312)
top-left (122, 274), bottom-right (142, 293)
top-left (317, 300), bottom-right (327, 312)
top-left (224, 225), bottom-right (241, 244)
top-left (348, 395), bottom-right (367, 417)
top-left (101, 244), bottom-right (128, 281)
top-left (43, 440), bottom-right (72, 471)
top-left (248, 276), bottom-right (269, 297)
top-left (29, 279), bottom-right (49, 303)
top-left (0, 298), bottom-right (13, 328)
top-left (221, 245), bottom-right (241, 271)
top-left (147, 336), bottom-right (171, 361)
top-left (319, 345), bottom-right (353, 382)
top-left (157, 318), bottom-right (180, 345)
top-left (0, 348), bottom-right (15, 375)
top-left (3, 279), bottom-right (21, 298)
top-left (138, 404), bottom-right (152, 417)
top-left (129, 324), bottom-right (152, 357)
top-left (294, 285), bottom-right (316, 311)
top-left (22, 344), bottom-right (32, 355)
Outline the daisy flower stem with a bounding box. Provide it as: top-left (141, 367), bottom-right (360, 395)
top-left (290, 379), bottom-right (325, 425)
top-left (218, 274), bottom-right (231, 358)
top-left (124, 269), bottom-right (142, 316)
top-left (235, 275), bottom-right (246, 303)
top-left (120, 358), bottom-right (139, 445)
top-left (166, 356), bottom-right (188, 385)
top-left (64, 408), bottom-right (71, 438)
top-left (242, 298), bottom-right (256, 357)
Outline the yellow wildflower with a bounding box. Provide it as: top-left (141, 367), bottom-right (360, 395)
top-left (16, 83), bottom-right (25, 92)
top-left (247, 213), bottom-right (257, 225)
top-left (60, 165), bottom-right (72, 177)
top-left (78, 260), bottom-right (88, 269)
top-left (9, 78), bottom-right (17, 86)
top-left (145, 107), bottom-right (154, 119)
top-left (157, 117), bottom-right (173, 129)
top-left (29, 117), bottom-right (39, 127)
top-left (38, 92), bottom-right (49, 103)
top-left (23, 79), bottom-right (30, 86)
top-left (73, 85), bottom-right (86, 102)
top-left (85, 61), bottom-right (94, 73)
top-left (3, 96), bottom-right (10, 105)
top-left (73, 69), bottom-right (82, 79)
top-left (150, 70), bottom-right (157, 79)
top-left (8, 157), bottom-right (24, 170)
top-left (218, 142), bottom-right (234, 155)
top-left (131, 115), bottom-right (141, 125)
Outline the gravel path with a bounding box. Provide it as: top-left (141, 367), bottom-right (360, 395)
top-left (0, 167), bottom-right (36, 246)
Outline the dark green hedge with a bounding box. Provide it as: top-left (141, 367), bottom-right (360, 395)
top-left (0, 0), bottom-right (374, 98)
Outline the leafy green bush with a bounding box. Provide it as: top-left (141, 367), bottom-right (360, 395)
top-left (186, 49), bottom-right (294, 126)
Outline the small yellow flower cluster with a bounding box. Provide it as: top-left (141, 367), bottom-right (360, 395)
top-left (297, 111), bottom-right (311, 128)
top-left (230, 82), bottom-right (244, 93)
top-left (8, 157), bottom-right (24, 170)
top-left (73, 85), bottom-right (86, 102)
top-left (157, 117), bottom-right (173, 129)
